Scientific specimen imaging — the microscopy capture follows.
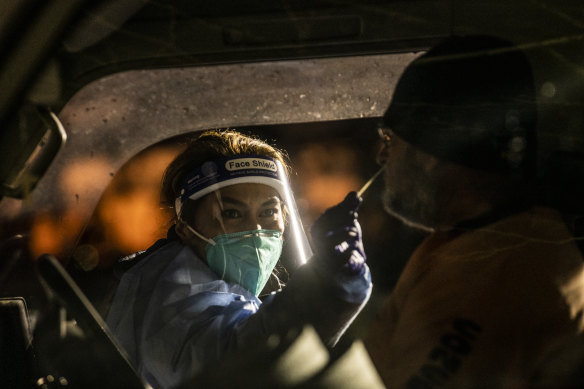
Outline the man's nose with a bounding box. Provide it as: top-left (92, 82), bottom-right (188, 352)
top-left (376, 142), bottom-right (389, 166)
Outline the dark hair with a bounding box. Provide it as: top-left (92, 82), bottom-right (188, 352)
top-left (161, 129), bottom-right (290, 211)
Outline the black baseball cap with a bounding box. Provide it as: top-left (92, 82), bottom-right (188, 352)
top-left (383, 35), bottom-right (537, 178)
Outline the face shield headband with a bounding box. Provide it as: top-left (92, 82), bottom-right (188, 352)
top-left (175, 155), bottom-right (312, 264)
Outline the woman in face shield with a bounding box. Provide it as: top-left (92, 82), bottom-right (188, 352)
top-left (106, 130), bottom-right (372, 389)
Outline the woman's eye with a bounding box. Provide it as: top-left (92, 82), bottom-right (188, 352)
top-left (260, 208), bottom-right (279, 217)
top-left (222, 209), bottom-right (242, 219)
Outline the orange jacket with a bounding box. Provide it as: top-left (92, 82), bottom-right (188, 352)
top-left (366, 207), bottom-right (584, 388)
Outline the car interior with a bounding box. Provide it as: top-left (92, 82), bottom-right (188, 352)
top-left (1, 1), bottom-right (584, 387)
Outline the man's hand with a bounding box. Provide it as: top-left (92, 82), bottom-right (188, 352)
top-left (310, 191), bottom-right (366, 274)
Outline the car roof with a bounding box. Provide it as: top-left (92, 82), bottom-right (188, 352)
top-left (3, 0), bottom-right (583, 121)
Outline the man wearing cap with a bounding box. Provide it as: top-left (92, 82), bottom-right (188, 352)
top-left (365, 35), bottom-right (584, 388)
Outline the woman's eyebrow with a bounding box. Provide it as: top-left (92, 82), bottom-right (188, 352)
top-left (218, 196), bottom-right (280, 207)
top-left (261, 197), bottom-right (281, 207)
top-left (219, 196), bottom-right (247, 207)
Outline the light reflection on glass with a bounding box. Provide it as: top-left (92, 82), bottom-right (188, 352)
top-left (294, 142), bottom-right (361, 223)
top-left (73, 144), bottom-right (181, 268)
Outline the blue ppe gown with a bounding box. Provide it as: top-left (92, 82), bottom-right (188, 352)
top-left (106, 238), bottom-right (372, 389)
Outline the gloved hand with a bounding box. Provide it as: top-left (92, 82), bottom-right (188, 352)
top-left (310, 191), bottom-right (366, 274)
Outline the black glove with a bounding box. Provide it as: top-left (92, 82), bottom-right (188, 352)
top-left (310, 191), bottom-right (366, 274)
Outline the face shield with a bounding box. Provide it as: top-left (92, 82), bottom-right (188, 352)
top-left (175, 155), bottom-right (312, 295)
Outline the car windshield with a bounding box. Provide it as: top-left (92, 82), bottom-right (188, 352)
top-left (46, 54), bottom-right (426, 311)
